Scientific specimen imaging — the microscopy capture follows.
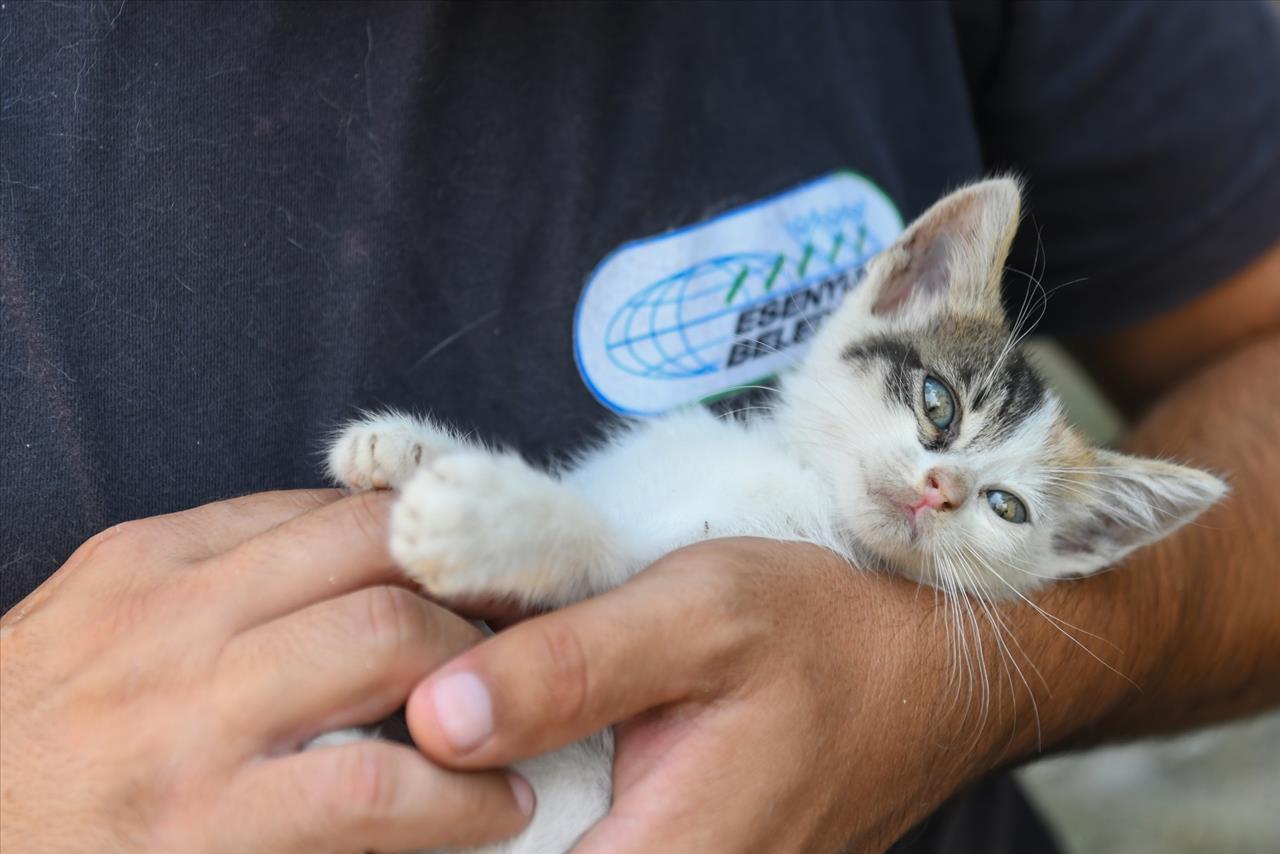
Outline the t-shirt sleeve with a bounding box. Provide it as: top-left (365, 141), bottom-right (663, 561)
top-left (959, 0), bottom-right (1280, 336)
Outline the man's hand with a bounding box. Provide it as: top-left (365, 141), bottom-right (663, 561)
top-left (0, 490), bottom-right (534, 854)
top-left (405, 537), bottom-right (988, 853)
top-left (407, 327), bottom-right (1279, 854)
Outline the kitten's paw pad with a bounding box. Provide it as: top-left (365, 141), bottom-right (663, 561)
top-left (389, 451), bottom-right (564, 599)
top-left (326, 414), bottom-right (457, 491)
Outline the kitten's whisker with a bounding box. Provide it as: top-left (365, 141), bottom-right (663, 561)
top-left (946, 529), bottom-right (1121, 654)
top-left (953, 552), bottom-right (1005, 748)
top-left (982, 571), bottom-right (1137, 688)
top-left (933, 545), bottom-right (985, 735)
top-left (952, 541), bottom-right (1047, 750)
top-left (940, 544), bottom-right (991, 741)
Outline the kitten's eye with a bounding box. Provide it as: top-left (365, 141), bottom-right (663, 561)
top-left (922, 376), bottom-right (955, 430)
top-left (987, 490), bottom-right (1028, 524)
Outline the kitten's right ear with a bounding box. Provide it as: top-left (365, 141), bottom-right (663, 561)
top-left (869, 177), bottom-right (1022, 321)
top-left (1048, 450), bottom-right (1228, 577)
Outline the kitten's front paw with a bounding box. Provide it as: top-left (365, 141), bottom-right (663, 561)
top-left (390, 450), bottom-right (584, 602)
top-left (327, 412), bottom-right (460, 491)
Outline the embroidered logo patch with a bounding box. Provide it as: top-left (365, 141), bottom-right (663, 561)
top-left (573, 171), bottom-right (903, 416)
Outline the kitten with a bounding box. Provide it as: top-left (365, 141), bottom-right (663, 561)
top-left (323, 178), bottom-right (1226, 853)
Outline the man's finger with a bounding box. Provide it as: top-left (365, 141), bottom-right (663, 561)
top-left (209, 490), bottom-right (405, 631)
top-left (405, 564), bottom-right (738, 769)
top-left (7, 490), bottom-right (348, 626)
top-left (221, 740), bottom-right (534, 853)
top-left (216, 585), bottom-right (483, 749)
top-left (162, 488), bottom-right (345, 558)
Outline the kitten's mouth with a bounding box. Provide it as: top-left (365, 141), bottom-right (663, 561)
top-left (867, 487), bottom-right (935, 544)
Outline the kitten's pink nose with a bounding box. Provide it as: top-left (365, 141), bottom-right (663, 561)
top-left (911, 468), bottom-right (969, 515)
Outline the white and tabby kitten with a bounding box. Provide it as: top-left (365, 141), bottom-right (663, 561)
top-left (322, 178), bottom-right (1225, 853)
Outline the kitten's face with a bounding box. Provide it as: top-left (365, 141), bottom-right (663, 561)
top-left (780, 179), bottom-right (1224, 595)
top-left (789, 315), bottom-right (1081, 595)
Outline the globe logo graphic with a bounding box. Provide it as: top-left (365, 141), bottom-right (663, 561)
top-left (604, 253), bottom-right (788, 380)
top-left (603, 223), bottom-right (885, 381)
top-left (575, 173), bottom-right (904, 416)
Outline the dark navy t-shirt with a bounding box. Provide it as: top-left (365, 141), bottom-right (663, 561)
top-left (3, 2), bottom-right (1279, 850)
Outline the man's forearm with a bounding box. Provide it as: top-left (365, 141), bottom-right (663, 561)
top-left (989, 332), bottom-right (1279, 763)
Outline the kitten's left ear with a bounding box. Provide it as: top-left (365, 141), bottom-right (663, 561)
top-left (1048, 450), bottom-right (1227, 577)
top-left (869, 177), bottom-right (1022, 320)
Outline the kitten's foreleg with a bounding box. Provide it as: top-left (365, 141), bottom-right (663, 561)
top-left (392, 450), bottom-right (625, 608)
top-left (327, 411), bottom-right (471, 491)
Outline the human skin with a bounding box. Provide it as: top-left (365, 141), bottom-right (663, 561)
top-left (404, 245), bottom-right (1280, 852)
top-left (1, 247), bottom-right (1276, 852)
top-left (0, 490), bottom-right (534, 853)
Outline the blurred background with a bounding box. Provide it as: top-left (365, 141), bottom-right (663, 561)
top-left (1018, 342), bottom-right (1280, 854)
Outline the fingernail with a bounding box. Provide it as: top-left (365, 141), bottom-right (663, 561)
top-left (430, 672), bottom-right (493, 752)
top-left (507, 772), bottom-right (536, 816)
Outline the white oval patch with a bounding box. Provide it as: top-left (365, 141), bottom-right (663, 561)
top-left (574, 171), bottom-right (903, 416)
